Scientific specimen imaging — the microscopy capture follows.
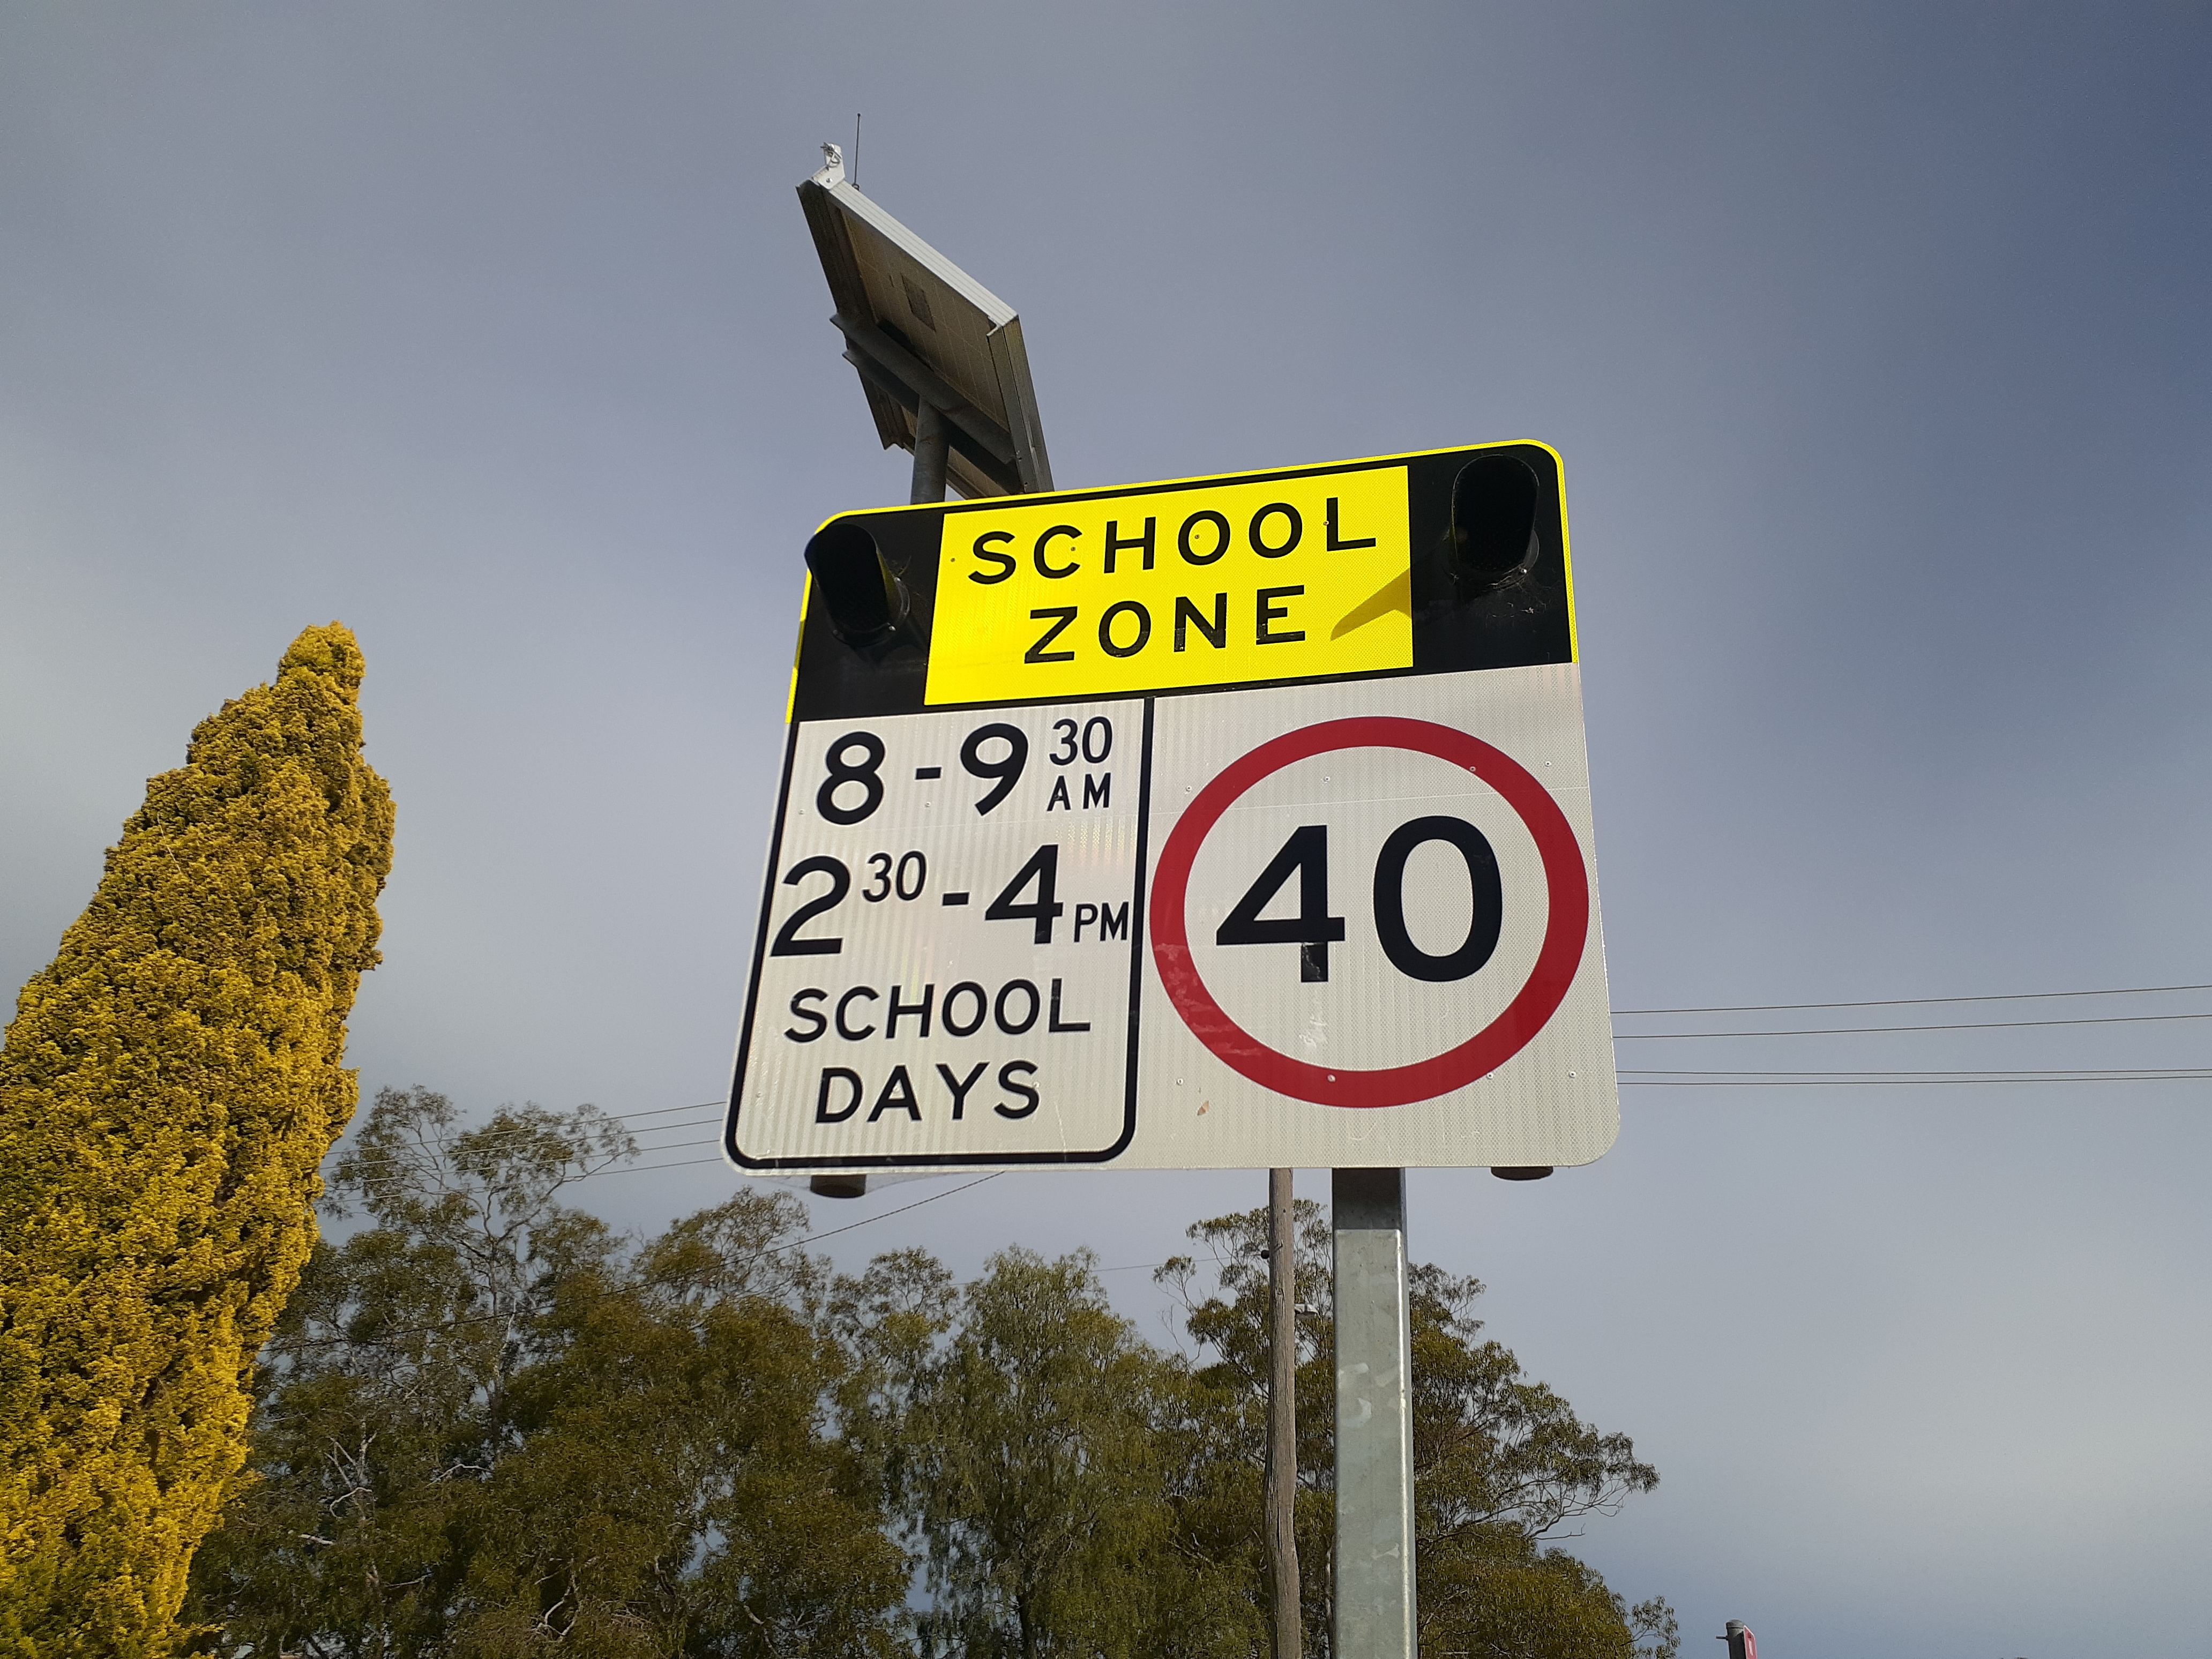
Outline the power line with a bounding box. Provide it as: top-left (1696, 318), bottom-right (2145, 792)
top-left (782, 1172), bottom-right (1000, 1253)
top-left (282, 1172), bottom-right (998, 1351)
top-left (1612, 1010), bottom-right (2212, 1040)
top-left (350, 1098), bottom-right (720, 1135)
top-left (576, 1098), bottom-right (723, 1123)
top-left (1612, 981), bottom-right (2212, 1016)
top-left (1620, 1075), bottom-right (2211, 1087)
top-left (349, 1115), bottom-right (719, 1155)
top-left (328, 981), bottom-right (2212, 1170)
top-left (577, 1149), bottom-right (730, 1176)
top-left (336, 1107), bottom-right (723, 1181)
top-left (323, 978), bottom-right (2212, 1190)
top-left (340, 1133), bottom-right (723, 1196)
top-left (335, 1102), bottom-right (722, 1168)
top-left (1620, 1066), bottom-right (2212, 1078)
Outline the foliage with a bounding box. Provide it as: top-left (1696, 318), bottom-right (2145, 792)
top-left (1419, 1532), bottom-right (1679, 1659)
top-left (0, 625), bottom-right (394, 1657)
top-left (1406, 1261), bottom-right (1664, 1659)
top-left (183, 1086), bottom-right (909, 1657)
top-left (841, 1248), bottom-right (1260, 1659)
top-left (1163, 1202), bottom-right (1675, 1659)
top-left (185, 1111), bottom-right (1667, 1659)
top-left (1160, 1200), bottom-right (1338, 1648)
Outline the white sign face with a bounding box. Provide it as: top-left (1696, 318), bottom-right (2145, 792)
top-left (737, 698), bottom-right (1148, 1166)
top-left (726, 442), bottom-right (1618, 1172)
top-left (1133, 666), bottom-right (1615, 1169)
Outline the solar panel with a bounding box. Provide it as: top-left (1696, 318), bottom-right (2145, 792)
top-left (798, 146), bottom-right (1052, 500)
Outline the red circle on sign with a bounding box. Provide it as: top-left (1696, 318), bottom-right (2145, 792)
top-left (1149, 716), bottom-right (1590, 1108)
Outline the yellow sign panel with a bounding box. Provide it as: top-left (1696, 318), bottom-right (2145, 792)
top-left (924, 465), bottom-right (1411, 705)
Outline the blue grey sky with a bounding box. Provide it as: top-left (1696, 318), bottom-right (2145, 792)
top-left (5, 5), bottom-right (2210, 1654)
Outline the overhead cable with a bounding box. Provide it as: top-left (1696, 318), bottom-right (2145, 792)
top-left (1612, 1010), bottom-right (2212, 1040)
top-left (283, 1171), bottom-right (999, 1350)
top-left (1613, 981), bottom-right (2212, 1015)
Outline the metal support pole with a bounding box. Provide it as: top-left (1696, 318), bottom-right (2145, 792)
top-left (910, 398), bottom-right (949, 504)
top-left (1333, 1167), bottom-right (1414, 1658)
top-left (1267, 1167), bottom-right (1302, 1659)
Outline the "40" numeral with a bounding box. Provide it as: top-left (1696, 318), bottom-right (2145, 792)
top-left (1215, 818), bottom-right (1503, 985)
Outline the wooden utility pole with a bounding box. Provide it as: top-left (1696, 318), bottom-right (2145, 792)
top-left (1266, 1167), bottom-right (1302, 1658)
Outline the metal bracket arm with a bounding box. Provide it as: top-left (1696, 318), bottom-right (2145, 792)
top-left (831, 312), bottom-right (1020, 466)
top-left (838, 346), bottom-right (1023, 497)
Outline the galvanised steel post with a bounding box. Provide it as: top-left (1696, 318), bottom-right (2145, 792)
top-left (1332, 1167), bottom-right (1415, 1658)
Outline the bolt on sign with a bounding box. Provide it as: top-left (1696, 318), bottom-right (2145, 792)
top-left (724, 443), bottom-right (1619, 1172)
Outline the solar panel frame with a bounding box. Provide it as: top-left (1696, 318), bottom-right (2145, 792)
top-left (797, 156), bottom-right (1052, 497)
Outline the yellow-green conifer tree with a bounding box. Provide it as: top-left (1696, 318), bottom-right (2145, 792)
top-left (0, 624), bottom-right (394, 1656)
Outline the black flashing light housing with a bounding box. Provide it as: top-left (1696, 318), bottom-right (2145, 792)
top-left (1447, 453), bottom-right (1543, 598)
top-left (804, 520), bottom-right (924, 659)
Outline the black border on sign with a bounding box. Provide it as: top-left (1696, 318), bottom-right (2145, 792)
top-left (786, 440), bottom-right (1575, 726)
top-left (723, 698), bottom-right (1154, 1171)
top-left (723, 720), bottom-right (803, 1169)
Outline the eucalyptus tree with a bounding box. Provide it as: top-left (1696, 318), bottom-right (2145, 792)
top-left (185, 1087), bottom-right (907, 1657)
top-left (1163, 1202), bottom-right (1678, 1659)
top-left (844, 1246), bottom-right (1260, 1659)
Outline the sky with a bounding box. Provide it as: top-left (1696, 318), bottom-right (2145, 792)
top-left (4, 3), bottom-right (2211, 1653)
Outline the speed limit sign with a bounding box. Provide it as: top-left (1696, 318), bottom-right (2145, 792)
top-left (726, 442), bottom-right (1618, 1172)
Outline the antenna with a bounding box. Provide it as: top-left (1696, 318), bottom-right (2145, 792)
top-left (853, 112), bottom-right (861, 187)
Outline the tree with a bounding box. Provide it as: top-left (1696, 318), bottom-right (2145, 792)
top-left (184, 1086), bottom-right (909, 1657)
top-left (0, 625), bottom-right (395, 1657)
top-left (1161, 1200), bottom-right (1337, 1651)
top-left (847, 1247), bottom-right (1259, 1659)
top-left (1418, 1534), bottom-right (1677, 1659)
top-left (183, 1118), bottom-right (1668, 1659)
top-left (1163, 1204), bottom-right (1676, 1659)
top-left (1404, 1265), bottom-right (1673, 1659)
